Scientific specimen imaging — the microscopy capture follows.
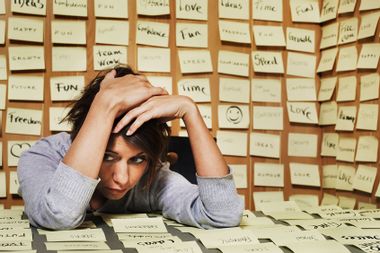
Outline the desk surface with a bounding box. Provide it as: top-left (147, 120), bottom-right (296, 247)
top-left (29, 214), bottom-right (364, 253)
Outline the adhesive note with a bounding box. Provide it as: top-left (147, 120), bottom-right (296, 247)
top-left (175, 0), bottom-right (208, 20)
top-left (252, 0), bottom-right (283, 22)
top-left (136, 20), bottom-right (169, 47)
top-left (49, 107), bottom-right (72, 132)
top-left (51, 20), bottom-right (86, 45)
top-left (218, 0), bottom-right (249, 20)
top-left (177, 78), bottom-right (210, 102)
top-left (353, 164), bottom-right (377, 193)
top-left (336, 137), bottom-right (356, 162)
top-left (219, 78), bottom-right (250, 103)
top-left (53, 0), bottom-right (87, 17)
top-left (176, 22), bottom-right (208, 48)
top-left (356, 103), bottom-right (378, 131)
top-left (178, 49), bottom-right (212, 73)
top-left (289, 163), bottom-right (320, 187)
top-left (250, 132), bottom-right (280, 159)
top-left (253, 163), bottom-right (284, 187)
top-left (357, 43), bottom-right (380, 69)
top-left (336, 45), bottom-right (357, 72)
top-left (219, 104), bottom-right (249, 129)
top-left (218, 50), bottom-right (249, 77)
top-left (8, 17), bottom-right (44, 43)
top-left (9, 46), bottom-right (45, 71)
top-left (335, 165), bottom-right (355, 191)
top-left (290, 0), bottom-right (320, 23)
top-left (320, 0), bottom-right (339, 23)
top-left (94, 0), bottom-right (128, 18)
top-left (319, 101), bottom-right (337, 125)
top-left (320, 22), bottom-right (338, 49)
top-left (317, 47), bottom-right (338, 73)
top-left (7, 141), bottom-right (36, 167)
top-left (11, 0), bottom-right (46, 15)
top-left (286, 78), bottom-right (316, 101)
top-left (93, 45), bottom-right (127, 70)
top-left (136, 0), bottom-right (170, 15)
top-left (8, 75), bottom-right (44, 101)
top-left (360, 73), bottom-right (379, 102)
top-left (138, 47), bottom-right (170, 73)
top-left (338, 18), bottom-right (358, 45)
top-left (251, 78), bottom-right (282, 103)
top-left (50, 76), bottom-right (85, 101)
top-left (252, 25), bottom-right (285, 47)
top-left (287, 52), bottom-right (316, 78)
top-left (321, 132), bottom-right (338, 157)
top-left (52, 47), bottom-right (86, 72)
top-left (5, 108), bottom-right (42, 136)
top-left (286, 27), bottom-right (315, 53)
top-left (217, 130), bottom-right (247, 157)
top-left (95, 20), bottom-right (129, 46)
top-left (286, 102), bottom-right (318, 124)
top-left (252, 106), bottom-right (283, 130)
top-left (288, 133), bottom-right (318, 157)
top-left (318, 76), bottom-right (337, 101)
top-left (335, 105), bottom-right (356, 131)
top-left (230, 164), bottom-right (247, 188)
top-left (219, 20), bottom-right (250, 44)
top-left (355, 135), bottom-right (378, 162)
top-left (251, 51), bottom-right (284, 74)
top-left (336, 75), bottom-right (356, 102)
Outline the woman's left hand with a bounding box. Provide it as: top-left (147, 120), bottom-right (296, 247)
top-left (113, 95), bottom-right (197, 135)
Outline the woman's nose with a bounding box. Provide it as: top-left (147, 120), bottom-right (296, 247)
top-left (112, 163), bottom-right (128, 186)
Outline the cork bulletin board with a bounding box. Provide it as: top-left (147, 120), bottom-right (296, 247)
top-left (0, 0), bottom-right (379, 212)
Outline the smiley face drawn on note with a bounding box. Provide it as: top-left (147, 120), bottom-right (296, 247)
top-left (10, 143), bottom-right (32, 158)
top-left (226, 106), bottom-right (243, 124)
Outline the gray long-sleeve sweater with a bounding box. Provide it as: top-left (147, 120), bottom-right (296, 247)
top-left (17, 132), bottom-right (244, 230)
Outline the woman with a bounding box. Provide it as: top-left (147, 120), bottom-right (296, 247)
top-left (17, 66), bottom-right (244, 230)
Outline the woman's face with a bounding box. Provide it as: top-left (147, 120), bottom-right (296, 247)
top-left (98, 135), bottom-right (148, 200)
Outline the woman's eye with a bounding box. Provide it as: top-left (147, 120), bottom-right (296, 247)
top-left (130, 156), bottom-right (146, 164)
top-left (103, 154), bottom-right (115, 162)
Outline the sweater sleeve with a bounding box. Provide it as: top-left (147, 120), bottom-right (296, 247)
top-left (17, 133), bottom-right (99, 230)
top-left (150, 163), bottom-right (244, 229)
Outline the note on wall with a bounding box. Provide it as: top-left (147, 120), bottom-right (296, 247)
top-left (138, 47), bottom-right (170, 73)
top-left (53, 0), bottom-right (87, 17)
top-left (7, 140), bottom-right (36, 167)
top-left (216, 130), bottom-right (247, 156)
top-left (0, 55), bottom-right (6, 80)
top-left (219, 104), bottom-right (249, 129)
top-left (253, 191), bottom-right (284, 211)
top-left (8, 75), bottom-right (44, 101)
top-left (335, 106), bottom-right (356, 131)
top-left (322, 164), bottom-right (337, 189)
top-left (359, 0), bottom-right (380, 11)
top-left (289, 163), bottom-right (320, 187)
top-left (0, 0), bottom-right (5, 14)
top-left (360, 73), bottom-right (379, 102)
top-left (52, 47), bottom-right (86, 72)
top-left (356, 103), bottom-right (378, 131)
top-left (320, 0), bottom-right (339, 22)
top-left (11, 0), bottom-right (46, 15)
top-left (5, 108), bottom-right (42, 136)
top-left (337, 75), bottom-right (356, 102)
top-left (320, 22), bottom-right (339, 49)
top-left (287, 52), bottom-right (316, 78)
top-left (9, 46), bottom-right (45, 71)
top-left (287, 102), bottom-right (318, 124)
top-left (219, 78), bottom-right (250, 103)
top-left (336, 165), bottom-right (355, 191)
top-left (147, 76), bottom-right (172, 94)
top-left (0, 20), bottom-right (4, 44)
top-left (0, 171), bottom-right (5, 197)
top-left (252, 25), bottom-right (285, 47)
top-left (286, 78), bottom-right (316, 101)
top-left (338, 0), bottom-right (357, 14)
top-left (252, 0), bottom-right (283, 22)
top-left (318, 77), bottom-right (337, 101)
top-left (337, 137), bottom-right (356, 162)
top-left (176, 22), bottom-right (208, 48)
top-left (177, 78), bottom-right (210, 102)
top-left (357, 43), bottom-right (380, 69)
top-left (218, 50), bottom-right (249, 77)
top-left (358, 12), bottom-right (380, 39)
top-left (336, 45), bottom-right (357, 72)
top-left (319, 101), bottom-right (337, 125)
top-left (250, 132), bottom-right (280, 159)
top-left (137, 0), bottom-right (170, 15)
top-left (251, 78), bottom-right (282, 103)
top-left (317, 47), bottom-right (338, 73)
top-left (93, 45), bottom-right (127, 70)
top-left (136, 20), bottom-right (169, 47)
top-left (321, 132), bottom-right (338, 158)
top-left (219, 20), bottom-right (250, 44)
top-left (230, 164), bottom-right (247, 188)
top-left (338, 18), bottom-right (358, 45)
top-left (96, 20), bottom-right (129, 46)
top-left (288, 133), bottom-right (318, 158)
top-left (353, 165), bottom-right (377, 193)
top-left (8, 17), bottom-right (44, 43)
top-left (178, 50), bottom-right (212, 73)
top-left (251, 51), bottom-right (284, 74)
top-left (355, 136), bottom-right (378, 162)
top-left (286, 27), bottom-right (315, 53)
top-left (50, 76), bottom-right (84, 101)
top-left (253, 106), bottom-right (283, 130)
top-left (94, 0), bottom-right (128, 18)
top-left (290, 0), bottom-right (320, 23)
top-left (176, 0), bottom-right (207, 20)
top-left (49, 107), bottom-right (72, 132)
top-left (51, 20), bottom-right (86, 45)
top-left (0, 84), bottom-right (5, 109)
top-left (219, 0), bottom-right (249, 19)
top-left (254, 163), bottom-right (284, 187)
top-left (9, 171), bottom-right (19, 194)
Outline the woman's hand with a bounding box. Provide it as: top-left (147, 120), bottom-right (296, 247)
top-left (96, 70), bottom-right (168, 117)
top-left (113, 95), bottom-right (197, 135)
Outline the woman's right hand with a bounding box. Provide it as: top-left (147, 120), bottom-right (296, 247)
top-left (95, 70), bottom-right (168, 117)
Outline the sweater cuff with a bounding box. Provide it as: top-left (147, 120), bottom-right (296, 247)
top-left (52, 161), bottom-right (99, 208)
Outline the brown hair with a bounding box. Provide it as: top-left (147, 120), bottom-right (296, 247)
top-left (64, 65), bottom-right (171, 188)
